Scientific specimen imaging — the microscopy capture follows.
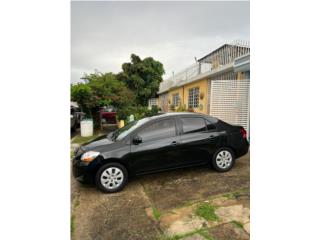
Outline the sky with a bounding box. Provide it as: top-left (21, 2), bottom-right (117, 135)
top-left (71, 1), bottom-right (250, 83)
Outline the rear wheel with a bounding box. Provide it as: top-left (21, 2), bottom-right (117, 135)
top-left (212, 148), bottom-right (235, 172)
top-left (95, 163), bottom-right (128, 193)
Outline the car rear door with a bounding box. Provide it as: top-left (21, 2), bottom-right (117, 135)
top-left (130, 118), bottom-right (182, 174)
top-left (177, 117), bottom-right (219, 165)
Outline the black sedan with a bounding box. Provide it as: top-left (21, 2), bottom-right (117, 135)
top-left (73, 112), bottom-right (249, 193)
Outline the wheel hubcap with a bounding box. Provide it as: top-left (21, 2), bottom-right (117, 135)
top-left (100, 167), bottom-right (124, 189)
top-left (216, 150), bottom-right (232, 169)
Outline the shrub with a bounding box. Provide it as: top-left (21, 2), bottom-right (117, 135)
top-left (187, 107), bottom-right (194, 112)
top-left (175, 104), bottom-right (187, 112)
top-left (117, 105), bottom-right (160, 123)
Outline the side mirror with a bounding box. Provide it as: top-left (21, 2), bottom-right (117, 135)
top-left (132, 135), bottom-right (142, 145)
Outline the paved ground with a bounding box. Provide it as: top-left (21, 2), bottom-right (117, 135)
top-left (71, 153), bottom-right (250, 240)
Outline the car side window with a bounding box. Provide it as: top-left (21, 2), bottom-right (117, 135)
top-left (138, 119), bottom-right (176, 142)
top-left (181, 117), bottom-right (206, 134)
top-left (205, 120), bottom-right (216, 131)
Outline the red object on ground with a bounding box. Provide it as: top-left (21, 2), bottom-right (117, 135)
top-left (100, 107), bottom-right (117, 124)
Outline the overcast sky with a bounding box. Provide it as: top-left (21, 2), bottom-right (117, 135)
top-left (71, 1), bottom-right (249, 83)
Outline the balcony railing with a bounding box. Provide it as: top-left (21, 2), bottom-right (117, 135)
top-left (159, 62), bottom-right (212, 93)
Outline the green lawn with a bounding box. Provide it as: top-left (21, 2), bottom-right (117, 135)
top-left (71, 135), bottom-right (99, 145)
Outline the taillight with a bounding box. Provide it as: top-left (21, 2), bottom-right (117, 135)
top-left (240, 127), bottom-right (247, 139)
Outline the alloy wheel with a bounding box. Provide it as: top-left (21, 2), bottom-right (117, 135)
top-left (100, 167), bottom-right (124, 190)
top-left (216, 150), bottom-right (233, 169)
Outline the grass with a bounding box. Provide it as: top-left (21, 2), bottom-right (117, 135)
top-left (172, 188), bottom-right (249, 211)
top-left (71, 135), bottom-right (98, 145)
top-left (71, 215), bottom-right (75, 234)
top-left (222, 188), bottom-right (249, 199)
top-left (195, 203), bottom-right (219, 222)
top-left (199, 230), bottom-right (214, 240)
top-left (159, 228), bottom-right (213, 240)
top-left (73, 198), bottom-right (80, 208)
top-left (231, 220), bottom-right (244, 229)
top-left (71, 196), bottom-right (80, 235)
top-left (152, 206), bottom-right (161, 221)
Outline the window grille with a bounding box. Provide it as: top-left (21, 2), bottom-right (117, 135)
top-left (172, 93), bottom-right (180, 107)
top-left (148, 98), bottom-right (157, 109)
top-left (188, 87), bottom-right (199, 108)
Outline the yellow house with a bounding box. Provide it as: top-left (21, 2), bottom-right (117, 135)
top-left (158, 42), bottom-right (250, 116)
top-left (168, 78), bottom-right (209, 114)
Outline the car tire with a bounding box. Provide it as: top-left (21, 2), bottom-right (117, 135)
top-left (212, 148), bottom-right (235, 172)
top-left (95, 163), bottom-right (128, 193)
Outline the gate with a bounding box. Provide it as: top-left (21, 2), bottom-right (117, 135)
top-left (210, 79), bottom-right (250, 137)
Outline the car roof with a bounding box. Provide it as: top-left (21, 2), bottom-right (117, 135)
top-left (121, 112), bottom-right (219, 141)
top-left (148, 112), bottom-right (218, 121)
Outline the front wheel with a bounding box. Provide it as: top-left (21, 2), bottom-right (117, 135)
top-left (95, 163), bottom-right (128, 193)
top-left (212, 148), bottom-right (235, 172)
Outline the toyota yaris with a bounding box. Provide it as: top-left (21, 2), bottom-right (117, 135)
top-left (72, 112), bottom-right (249, 193)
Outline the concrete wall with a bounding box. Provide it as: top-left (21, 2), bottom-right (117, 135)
top-left (158, 92), bottom-right (169, 112)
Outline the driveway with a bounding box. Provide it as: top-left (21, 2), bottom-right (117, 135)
top-left (71, 153), bottom-right (250, 240)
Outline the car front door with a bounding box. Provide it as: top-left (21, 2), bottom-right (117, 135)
top-left (130, 118), bottom-right (182, 174)
top-left (178, 117), bottom-right (219, 165)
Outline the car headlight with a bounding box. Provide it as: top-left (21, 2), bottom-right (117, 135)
top-left (81, 151), bottom-right (100, 163)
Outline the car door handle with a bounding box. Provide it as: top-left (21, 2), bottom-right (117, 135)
top-left (170, 141), bottom-right (179, 146)
top-left (209, 135), bottom-right (215, 139)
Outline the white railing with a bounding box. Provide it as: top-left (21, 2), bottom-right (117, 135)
top-left (159, 62), bottom-right (212, 93)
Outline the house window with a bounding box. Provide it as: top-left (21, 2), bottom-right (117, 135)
top-left (188, 87), bottom-right (199, 108)
top-left (172, 93), bottom-right (180, 107)
top-left (148, 98), bottom-right (157, 109)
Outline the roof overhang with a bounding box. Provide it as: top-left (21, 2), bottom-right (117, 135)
top-left (233, 53), bottom-right (250, 72)
top-left (178, 63), bottom-right (234, 85)
top-left (158, 63), bottom-right (234, 95)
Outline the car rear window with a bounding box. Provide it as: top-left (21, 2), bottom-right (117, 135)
top-left (181, 117), bottom-right (206, 134)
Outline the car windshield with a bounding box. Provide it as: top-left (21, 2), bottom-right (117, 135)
top-left (112, 118), bottom-right (150, 141)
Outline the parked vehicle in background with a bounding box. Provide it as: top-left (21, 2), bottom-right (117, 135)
top-left (73, 112), bottom-right (249, 193)
top-left (71, 102), bottom-right (85, 131)
top-left (100, 106), bottom-right (117, 124)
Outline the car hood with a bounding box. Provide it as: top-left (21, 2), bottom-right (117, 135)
top-left (77, 132), bottom-right (127, 157)
top-left (82, 138), bottom-right (114, 151)
top-left (81, 136), bottom-right (114, 151)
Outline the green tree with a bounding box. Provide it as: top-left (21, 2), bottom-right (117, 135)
top-left (81, 72), bottom-right (135, 109)
top-left (117, 54), bottom-right (165, 105)
top-left (71, 83), bottom-right (94, 114)
top-left (71, 54), bottom-right (164, 127)
top-left (79, 73), bottom-right (135, 127)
